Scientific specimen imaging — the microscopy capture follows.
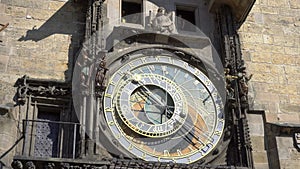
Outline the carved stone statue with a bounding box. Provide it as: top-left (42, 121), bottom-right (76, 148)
top-left (151, 7), bottom-right (174, 33)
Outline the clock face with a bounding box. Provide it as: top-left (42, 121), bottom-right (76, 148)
top-left (103, 53), bottom-right (224, 164)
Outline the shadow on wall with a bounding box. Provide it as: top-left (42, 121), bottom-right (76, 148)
top-left (17, 0), bottom-right (88, 81)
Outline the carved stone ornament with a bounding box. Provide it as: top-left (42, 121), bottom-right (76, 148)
top-left (209, 0), bottom-right (256, 24)
top-left (25, 161), bottom-right (35, 169)
top-left (294, 132), bottom-right (300, 151)
top-left (16, 75), bottom-right (69, 104)
top-left (11, 160), bottom-right (23, 169)
top-left (150, 7), bottom-right (174, 33)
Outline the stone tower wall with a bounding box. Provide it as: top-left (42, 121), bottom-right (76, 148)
top-left (239, 0), bottom-right (300, 168)
top-left (0, 0), bottom-right (86, 167)
top-left (0, 0), bottom-right (299, 168)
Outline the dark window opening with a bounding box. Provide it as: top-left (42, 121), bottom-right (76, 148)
top-left (176, 6), bottom-right (196, 31)
top-left (122, 0), bottom-right (142, 24)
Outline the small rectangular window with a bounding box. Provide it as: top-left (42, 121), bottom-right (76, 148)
top-left (122, 0), bottom-right (142, 24)
top-left (34, 110), bottom-right (60, 157)
top-left (176, 5), bottom-right (196, 31)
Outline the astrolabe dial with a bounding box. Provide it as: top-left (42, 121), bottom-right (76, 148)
top-left (103, 54), bottom-right (225, 164)
top-left (116, 73), bottom-right (188, 137)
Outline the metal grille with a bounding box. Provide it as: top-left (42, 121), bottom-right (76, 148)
top-left (34, 120), bottom-right (59, 157)
top-left (22, 119), bottom-right (80, 159)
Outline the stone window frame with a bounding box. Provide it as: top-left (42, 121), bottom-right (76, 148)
top-left (120, 0), bottom-right (145, 27)
top-left (174, 2), bottom-right (200, 33)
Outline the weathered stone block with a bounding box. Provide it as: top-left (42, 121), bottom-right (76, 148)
top-left (273, 35), bottom-right (297, 47)
top-left (0, 55), bottom-right (9, 72)
top-left (1, 0), bottom-right (48, 9)
top-left (48, 1), bottom-right (66, 11)
top-left (240, 22), bottom-right (264, 33)
top-left (261, 6), bottom-right (278, 15)
top-left (276, 137), bottom-right (293, 160)
top-left (253, 163), bottom-right (269, 169)
top-left (284, 47), bottom-right (299, 55)
top-left (0, 3), bottom-right (6, 14)
top-left (252, 151), bottom-right (268, 163)
top-left (289, 0), bottom-right (300, 9)
top-left (278, 105), bottom-right (300, 114)
top-left (262, 34), bottom-right (274, 44)
top-left (271, 54), bottom-right (297, 65)
top-left (289, 94), bottom-right (300, 104)
top-left (278, 112), bottom-right (300, 124)
top-left (286, 74), bottom-right (300, 84)
top-left (250, 136), bottom-right (265, 150)
top-left (27, 8), bottom-right (55, 21)
top-left (250, 73), bottom-right (279, 83)
top-left (5, 5), bottom-right (27, 18)
top-left (265, 113), bottom-right (278, 123)
top-left (240, 32), bottom-right (263, 44)
top-left (249, 122), bottom-right (265, 136)
top-left (268, 0), bottom-right (287, 7)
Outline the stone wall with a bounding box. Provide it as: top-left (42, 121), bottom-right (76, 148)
top-left (239, 0), bottom-right (300, 168)
top-left (0, 0), bottom-right (86, 102)
top-left (0, 0), bottom-right (86, 167)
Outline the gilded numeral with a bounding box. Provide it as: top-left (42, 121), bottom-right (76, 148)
top-left (218, 119), bottom-right (225, 123)
top-left (152, 148), bottom-right (156, 154)
top-left (164, 150), bottom-right (170, 156)
top-left (187, 157), bottom-right (192, 163)
top-left (141, 153), bottom-right (146, 160)
top-left (188, 146), bottom-right (195, 151)
top-left (108, 121), bottom-right (115, 126)
top-left (205, 80), bottom-right (211, 86)
top-left (128, 144), bottom-right (133, 150)
top-left (177, 149), bottom-right (183, 156)
top-left (140, 58), bottom-right (146, 63)
top-left (128, 63), bottom-right (134, 68)
top-left (105, 93), bottom-right (112, 98)
top-left (149, 65), bottom-right (155, 71)
top-left (114, 134), bottom-right (121, 139)
top-left (109, 81), bottom-right (116, 86)
top-left (183, 62), bottom-right (188, 68)
top-left (195, 69), bottom-right (201, 76)
top-left (214, 131), bottom-right (222, 136)
top-left (105, 107), bottom-right (113, 112)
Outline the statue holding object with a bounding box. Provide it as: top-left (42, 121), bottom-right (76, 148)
top-left (150, 7), bottom-right (174, 33)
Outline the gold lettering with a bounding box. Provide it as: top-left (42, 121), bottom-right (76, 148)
top-left (105, 107), bottom-right (113, 112)
top-left (115, 134), bottom-right (121, 139)
top-left (141, 153), bottom-right (146, 160)
top-left (105, 93), bottom-right (112, 98)
top-left (214, 131), bottom-right (222, 136)
top-left (128, 144), bottom-right (133, 150)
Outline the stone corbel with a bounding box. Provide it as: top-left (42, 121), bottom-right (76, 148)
top-left (209, 0), bottom-right (256, 24)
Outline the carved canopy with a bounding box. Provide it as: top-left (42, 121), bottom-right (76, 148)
top-left (209, 0), bottom-right (256, 24)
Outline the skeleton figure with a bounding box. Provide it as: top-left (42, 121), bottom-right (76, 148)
top-left (151, 7), bottom-right (174, 33)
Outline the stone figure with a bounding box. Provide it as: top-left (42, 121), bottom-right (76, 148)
top-left (151, 7), bottom-right (174, 33)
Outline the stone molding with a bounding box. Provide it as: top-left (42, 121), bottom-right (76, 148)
top-left (209, 0), bottom-right (256, 24)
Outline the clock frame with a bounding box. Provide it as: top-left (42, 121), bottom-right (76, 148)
top-left (102, 49), bottom-right (225, 164)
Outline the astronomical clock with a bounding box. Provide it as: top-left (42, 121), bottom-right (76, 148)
top-left (10, 0), bottom-right (255, 168)
top-left (101, 48), bottom-right (226, 164)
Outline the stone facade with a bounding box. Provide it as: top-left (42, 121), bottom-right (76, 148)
top-left (0, 0), bottom-right (86, 167)
top-left (239, 0), bottom-right (300, 168)
top-left (0, 0), bottom-right (299, 168)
